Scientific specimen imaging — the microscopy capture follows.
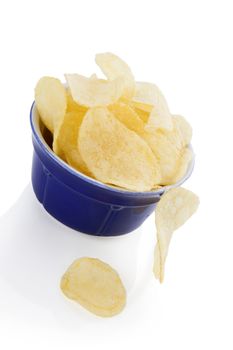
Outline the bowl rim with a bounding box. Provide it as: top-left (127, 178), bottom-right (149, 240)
top-left (30, 101), bottom-right (195, 197)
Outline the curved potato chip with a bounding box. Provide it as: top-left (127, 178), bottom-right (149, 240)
top-left (53, 108), bottom-right (92, 176)
top-left (35, 76), bottom-right (67, 133)
top-left (145, 103), bottom-right (173, 132)
top-left (95, 52), bottom-right (135, 99)
top-left (153, 187), bottom-right (199, 282)
top-left (108, 102), bottom-right (145, 135)
top-left (173, 115), bottom-right (192, 146)
top-left (66, 91), bottom-right (83, 113)
top-left (60, 257), bottom-right (126, 317)
top-left (131, 101), bottom-right (153, 113)
top-left (78, 107), bottom-right (161, 191)
top-left (131, 82), bottom-right (168, 113)
top-left (170, 147), bottom-right (193, 184)
top-left (109, 104), bottom-right (174, 186)
top-left (133, 107), bottom-right (150, 123)
top-left (65, 74), bottom-right (124, 108)
top-left (165, 124), bottom-right (183, 149)
top-left (142, 112), bottom-right (193, 185)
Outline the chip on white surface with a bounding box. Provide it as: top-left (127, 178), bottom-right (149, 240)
top-left (153, 187), bottom-right (199, 282)
top-left (61, 257), bottom-right (126, 317)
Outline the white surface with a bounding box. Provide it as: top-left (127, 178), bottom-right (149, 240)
top-left (0, 0), bottom-right (232, 349)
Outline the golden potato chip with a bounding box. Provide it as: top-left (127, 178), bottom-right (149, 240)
top-left (145, 103), bottom-right (173, 132)
top-left (142, 112), bottom-right (193, 185)
top-left (164, 123), bottom-right (184, 150)
top-left (53, 107), bottom-right (92, 176)
top-left (173, 115), bottom-right (192, 146)
top-left (131, 82), bottom-right (168, 113)
top-left (60, 257), bottom-right (126, 317)
top-left (108, 102), bottom-right (145, 135)
top-left (35, 76), bottom-right (67, 133)
top-left (108, 104), bottom-right (186, 186)
top-left (171, 147), bottom-right (193, 184)
top-left (142, 131), bottom-right (180, 185)
top-left (153, 187), bottom-right (199, 282)
top-left (133, 107), bottom-right (150, 123)
top-left (66, 91), bottom-right (83, 113)
top-left (78, 107), bottom-right (161, 191)
top-left (65, 73), bottom-right (124, 108)
top-left (95, 52), bottom-right (135, 99)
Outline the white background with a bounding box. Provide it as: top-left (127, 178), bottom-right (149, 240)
top-left (0, 0), bottom-right (232, 349)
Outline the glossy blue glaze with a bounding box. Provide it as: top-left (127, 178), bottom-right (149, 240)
top-left (30, 102), bottom-right (194, 236)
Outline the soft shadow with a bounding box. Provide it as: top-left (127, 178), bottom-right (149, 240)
top-left (0, 184), bottom-right (154, 326)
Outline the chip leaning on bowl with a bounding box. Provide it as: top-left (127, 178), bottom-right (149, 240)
top-left (34, 53), bottom-right (193, 192)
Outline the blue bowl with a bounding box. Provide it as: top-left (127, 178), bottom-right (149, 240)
top-left (30, 102), bottom-right (194, 236)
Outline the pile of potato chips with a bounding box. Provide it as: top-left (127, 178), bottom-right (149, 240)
top-left (35, 53), bottom-right (193, 191)
top-left (34, 53), bottom-right (199, 318)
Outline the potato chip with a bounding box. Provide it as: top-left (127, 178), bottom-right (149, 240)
top-left (66, 91), bottom-right (83, 113)
top-left (131, 82), bottom-right (168, 113)
top-left (142, 131), bottom-right (180, 185)
top-left (170, 147), bottom-right (193, 184)
top-left (142, 111), bottom-right (193, 185)
top-left (145, 103), bottom-right (173, 132)
top-left (65, 73), bottom-right (124, 108)
top-left (133, 107), bottom-right (150, 123)
top-left (60, 257), bottom-right (126, 317)
top-left (78, 107), bottom-right (161, 191)
top-left (35, 76), bottom-right (67, 133)
top-left (107, 107), bottom-right (184, 186)
top-left (153, 187), bottom-right (199, 282)
top-left (95, 52), bottom-right (135, 99)
top-left (131, 101), bottom-right (153, 113)
top-left (165, 123), bottom-right (184, 150)
top-left (109, 102), bottom-right (145, 135)
top-left (173, 115), bottom-right (192, 146)
top-left (53, 107), bottom-right (92, 176)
